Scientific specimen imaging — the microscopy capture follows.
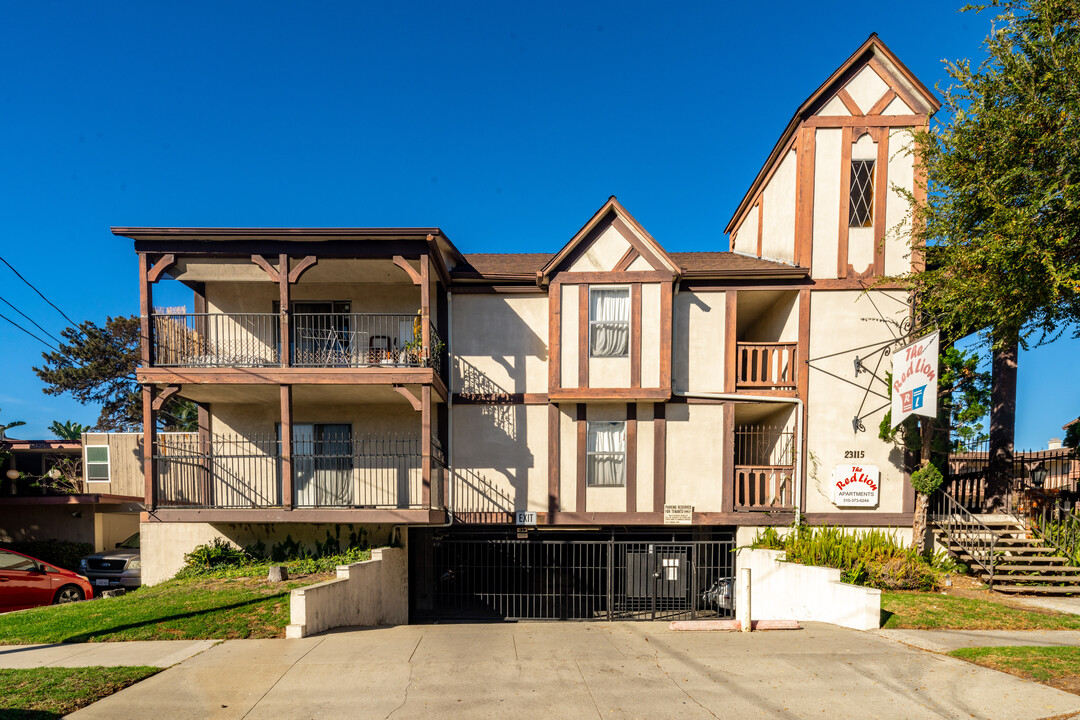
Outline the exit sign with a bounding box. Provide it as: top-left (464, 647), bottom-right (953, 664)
top-left (516, 511), bottom-right (538, 525)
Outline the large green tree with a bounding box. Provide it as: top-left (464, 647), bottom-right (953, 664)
top-left (34, 315), bottom-right (196, 432)
top-left (905, 0), bottom-right (1080, 505)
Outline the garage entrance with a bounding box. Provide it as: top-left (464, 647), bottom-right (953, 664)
top-left (409, 528), bottom-right (735, 622)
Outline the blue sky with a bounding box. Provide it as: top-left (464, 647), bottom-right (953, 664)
top-left (0, 1), bottom-right (1075, 448)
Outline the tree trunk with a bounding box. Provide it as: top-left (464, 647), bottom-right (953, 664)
top-left (913, 492), bottom-right (929, 555)
top-left (987, 337), bottom-right (1018, 512)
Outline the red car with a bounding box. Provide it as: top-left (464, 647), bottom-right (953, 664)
top-left (0, 548), bottom-right (94, 612)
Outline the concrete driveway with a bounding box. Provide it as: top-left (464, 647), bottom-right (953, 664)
top-left (70, 622), bottom-right (1080, 720)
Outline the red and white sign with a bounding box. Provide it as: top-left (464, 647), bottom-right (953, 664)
top-left (832, 465), bottom-right (880, 507)
top-left (891, 331), bottom-right (939, 428)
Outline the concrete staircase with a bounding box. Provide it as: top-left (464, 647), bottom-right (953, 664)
top-left (934, 515), bottom-right (1080, 594)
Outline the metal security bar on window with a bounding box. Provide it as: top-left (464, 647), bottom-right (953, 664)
top-left (734, 425), bottom-right (796, 510)
top-left (589, 287), bottom-right (630, 358)
top-left (587, 421), bottom-right (626, 486)
top-left (849, 160), bottom-right (875, 228)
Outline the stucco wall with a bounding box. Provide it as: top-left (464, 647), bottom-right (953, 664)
top-left (885, 128), bottom-right (916, 276)
top-left (567, 224), bottom-right (632, 272)
top-left (665, 403), bottom-right (726, 511)
top-left (560, 284), bottom-right (579, 389)
top-left (450, 403), bottom-right (546, 515)
top-left (760, 149), bottom-right (797, 264)
top-left (453, 295), bottom-right (548, 396)
top-left (140, 521), bottom-right (396, 585)
top-left (286, 546), bottom-right (408, 637)
top-left (641, 283), bottom-right (661, 388)
top-left (205, 279), bottom-right (422, 315)
top-left (736, 548), bottom-right (881, 631)
top-left (805, 290), bottom-right (910, 514)
top-left (810, 128), bottom-right (843, 280)
top-left (674, 290), bottom-right (725, 394)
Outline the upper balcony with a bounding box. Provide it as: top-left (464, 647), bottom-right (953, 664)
top-left (152, 311), bottom-right (443, 373)
top-left (731, 289), bottom-right (801, 395)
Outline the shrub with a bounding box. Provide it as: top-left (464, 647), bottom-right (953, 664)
top-left (183, 538), bottom-right (250, 570)
top-left (750, 524), bottom-right (943, 591)
top-left (910, 462), bottom-right (944, 495)
top-left (1, 540), bottom-right (93, 571)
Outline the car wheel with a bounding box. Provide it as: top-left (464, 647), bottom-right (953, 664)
top-left (54, 585), bottom-right (85, 604)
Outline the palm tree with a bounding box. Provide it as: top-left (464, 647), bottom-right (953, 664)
top-left (0, 407), bottom-right (26, 441)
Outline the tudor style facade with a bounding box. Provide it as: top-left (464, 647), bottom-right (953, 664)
top-left (123, 35), bottom-right (939, 619)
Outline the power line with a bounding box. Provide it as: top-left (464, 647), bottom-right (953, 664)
top-left (0, 294), bottom-right (63, 345)
top-left (0, 311), bottom-right (62, 354)
top-left (0, 255), bottom-right (82, 333)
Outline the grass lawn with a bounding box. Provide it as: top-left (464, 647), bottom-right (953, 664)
top-left (0, 666), bottom-right (160, 718)
top-left (949, 646), bottom-right (1080, 695)
top-left (0, 572), bottom-right (330, 645)
top-left (881, 591), bottom-right (1080, 630)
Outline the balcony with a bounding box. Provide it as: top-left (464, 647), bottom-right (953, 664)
top-left (151, 312), bottom-right (443, 373)
top-left (153, 433), bottom-right (445, 512)
top-left (733, 423), bottom-right (795, 511)
top-left (735, 342), bottom-right (797, 391)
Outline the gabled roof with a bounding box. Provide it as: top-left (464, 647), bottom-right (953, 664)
top-left (724, 34), bottom-right (941, 235)
top-left (539, 197), bottom-right (681, 282)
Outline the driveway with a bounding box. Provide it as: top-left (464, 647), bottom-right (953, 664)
top-left (69, 622), bottom-right (1080, 720)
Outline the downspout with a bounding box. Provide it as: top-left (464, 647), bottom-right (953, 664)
top-left (433, 291), bottom-right (456, 528)
top-left (672, 390), bottom-right (804, 527)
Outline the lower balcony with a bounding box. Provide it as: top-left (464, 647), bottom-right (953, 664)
top-left (149, 433), bottom-right (446, 523)
top-left (733, 422), bottom-right (796, 511)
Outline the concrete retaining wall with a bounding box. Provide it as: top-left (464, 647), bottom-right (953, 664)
top-left (736, 548), bottom-right (881, 631)
top-left (286, 547), bottom-right (408, 638)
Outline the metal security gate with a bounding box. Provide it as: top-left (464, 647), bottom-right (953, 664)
top-left (418, 532), bottom-right (734, 621)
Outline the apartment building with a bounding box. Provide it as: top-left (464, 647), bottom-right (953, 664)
top-left (120, 34), bottom-right (938, 621)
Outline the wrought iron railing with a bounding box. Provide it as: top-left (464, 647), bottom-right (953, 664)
top-left (153, 313), bottom-right (279, 367)
top-left (735, 342), bottom-right (797, 390)
top-left (1029, 504), bottom-right (1080, 566)
top-left (931, 489), bottom-right (999, 588)
top-left (150, 312), bottom-right (443, 372)
top-left (153, 433), bottom-right (442, 510)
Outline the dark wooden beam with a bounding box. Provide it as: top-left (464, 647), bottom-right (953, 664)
top-left (287, 255), bottom-right (318, 283)
top-left (151, 385), bottom-right (181, 411)
top-left (280, 384), bottom-right (293, 510)
top-left (146, 254), bottom-right (176, 283)
top-left (421, 384), bottom-right (432, 508)
top-left (393, 255), bottom-right (422, 285)
top-left (392, 384), bottom-right (422, 411)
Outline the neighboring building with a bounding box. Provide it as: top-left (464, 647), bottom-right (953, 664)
top-left (0, 435), bottom-right (142, 552)
top-left (118, 34), bottom-right (939, 620)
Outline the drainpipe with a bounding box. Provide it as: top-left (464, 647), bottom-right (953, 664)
top-left (672, 390), bottom-right (804, 526)
top-left (432, 291), bottom-right (455, 529)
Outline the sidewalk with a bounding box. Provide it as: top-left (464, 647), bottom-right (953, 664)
top-left (0, 640), bottom-right (217, 669)
top-left (58, 622), bottom-right (1080, 720)
top-left (876, 629), bottom-right (1080, 654)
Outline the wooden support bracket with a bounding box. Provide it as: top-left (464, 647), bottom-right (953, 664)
top-left (151, 384), bottom-right (182, 411)
top-left (392, 385), bottom-right (423, 412)
top-left (147, 254), bottom-right (176, 284)
top-left (251, 255), bottom-right (281, 282)
top-left (288, 255), bottom-right (318, 283)
top-left (392, 256), bottom-right (422, 285)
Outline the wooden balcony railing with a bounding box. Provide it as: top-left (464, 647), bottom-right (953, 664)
top-left (153, 433), bottom-right (445, 510)
top-left (734, 465), bottom-right (795, 511)
top-left (735, 342), bottom-right (797, 390)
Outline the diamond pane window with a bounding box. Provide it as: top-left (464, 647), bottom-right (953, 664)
top-left (849, 160), bottom-right (875, 228)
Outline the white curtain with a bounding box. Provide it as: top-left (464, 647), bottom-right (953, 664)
top-left (588, 421), bottom-right (626, 486)
top-left (590, 288), bottom-right (630, 357)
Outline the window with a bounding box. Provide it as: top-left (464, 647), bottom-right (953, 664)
top-left (85, 446), bottom-right (109, 482)
top-left (589, 287), bottom-right (630, 358)
top-left (587, 421), bottom-right (626, 487)
top-left (849, 159), bottom-right (875, 228)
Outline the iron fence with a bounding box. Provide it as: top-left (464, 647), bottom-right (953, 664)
top-left (430, 537), bottom-right (735, 621)
top-left (152, 313), bottom-right (279, 367)
top-left (154, 433), bottom-right (442, 510)
top-left (945, 441), bottom-right (1080, 512)
top-left (734, 425), bottom-right (795, 510)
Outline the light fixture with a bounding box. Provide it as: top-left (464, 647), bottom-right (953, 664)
top-left (1030, 462), bottom-right (1048, 489)
top-left (47, 468), bottom-right (61, 480)
top-left (5, 469), bottom-right (18, 481)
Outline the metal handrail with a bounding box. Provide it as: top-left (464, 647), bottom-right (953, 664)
top-left (932, 488), bottom-right (1000, 588)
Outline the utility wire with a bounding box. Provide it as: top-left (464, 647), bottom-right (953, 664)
top-left (0, 255), bottom-right (83, 334)
top-left (0, 294), bottom-right (63, 345)
top-left (0, 311), bottom-right (62, 354)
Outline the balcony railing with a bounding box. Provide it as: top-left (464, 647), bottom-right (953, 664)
top-left (151, 312), bottom-right (443, 373)
top-left (734, 466), bottom-right (795, 510)
top-left (153, 433), bottom-right (444, 510)
top-left (734, 424), bottom-right (795, 511)
top-left (735, 342), bottom-right (797, 390)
